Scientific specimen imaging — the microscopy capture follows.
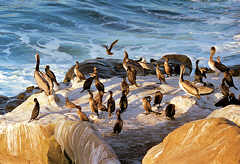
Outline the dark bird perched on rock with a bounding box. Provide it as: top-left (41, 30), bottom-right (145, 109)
top-left (113, 109), bottom-right (123, 135)
top-left (228, 93), bottom-right (240, 105)
top-left (142, 96), bottom-right (161, 115)
top-left (215, 93), bottom-right (240, 107)
top-left (74, 61), bottom-right (86, 81)
top-left (88, 91), bottom-right (99, 117)
top-left (127, 66), bottom-right (139, 87)
top-left (45, 65), bottom-right (59, 86)
top-left (179, 64), bottom-right (200, 99)
top-left (29, 98), bottom-right (40, 122)
top-left (103, 40), bottom-right (118, 55)
top-left (80, 75), bottom-right (95, 93)
top-left (220, 78), bottom-right (229, 96)
top-left (34, 53), bottom-right (51, 96)
top-left (77, 107), bottom-right (89, 121)
top-left (156, 64), bottom-right (166, 84)
top-left (119, 90), bottom-right (128, 113)
top-left (224, 70), bottom-right (238, 90)
top-left (39, 71), bottom-right (54, 95)
top-left (194, 60), bottom-right (207, 83)
top-left (95, 74), bottom-right (105, 93)
top-left (122, 50), bottom-right (144, 73)
top-left (208, 47), bottom-right (228, 75)
top-left (153, 91), bottom-right (163, 108)
top-left (121, 77), bottom-right (129, 96)
top-left (94, 90), bottom-right (104, 106)
top-left (107, 91), bottom-right (115, 117)
top-left (164, 57), bottom-right (172, 77)
top-left (65, 97), bottom-right (81, 110)
top-left (165, 104), bottom-right (175, 120)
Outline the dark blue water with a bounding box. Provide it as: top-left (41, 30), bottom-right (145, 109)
top-left (0, 0), bottom-right (240, 96)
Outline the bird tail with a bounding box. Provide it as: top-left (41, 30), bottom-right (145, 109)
top-left (80, 89), bottom-right (85, 93)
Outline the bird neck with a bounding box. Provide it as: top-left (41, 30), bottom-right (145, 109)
top-left (179, 68), bottom-right (184, 82)
top-left (35, 57), bottom-right (40, 71)
top-left (210, 51), bottom-right (215, 61)
top-left (117, 114), bottom-right (121, 120)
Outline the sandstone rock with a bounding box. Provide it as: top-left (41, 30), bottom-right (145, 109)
top-left (143, 118), bottom-right (240, 164)
top-left (0, 91), bottom-right (120, 164)
top-left (208, 105), bottom-right (240, 126)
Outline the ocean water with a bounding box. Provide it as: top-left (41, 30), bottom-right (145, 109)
top-left (0, 0), bottom-right (240, 96)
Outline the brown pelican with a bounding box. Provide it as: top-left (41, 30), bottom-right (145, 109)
top-left (74, 61), bottom-right (86, 81)
top-left (179, 64), bottom-right (200, 99)
top-left (34, 53), bottom-right (51, 96)
top-left (45, 65), bottom-right (59, 86)
top-left (122, 50), bottom-right (144, 73)
top-left (103, 40), bottom-right (118, 55)
top-left (156, 64), bottom-right (166, 84)
top-left (164, 57), bottom-right (172, 77)
top-left (208, 47), bottom-right (228, 75)
top-left (194, 60), bottom-right (206, 83)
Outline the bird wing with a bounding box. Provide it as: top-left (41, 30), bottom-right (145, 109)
top-left (181, 80), bottom-right (199, 97)
top-left (214, 62), bottom-right (228, 72)
top-left (109, 40), bottom-right (118, 51)
top-left (34, 71), bottom-right (50, 95)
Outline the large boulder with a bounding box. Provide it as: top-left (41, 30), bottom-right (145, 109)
top-left (208, 105), bottom-right (240, 126)
top-left (0, 91), bottom-right (120, 164)
top-left (143, 118), bottom-right (240, 164)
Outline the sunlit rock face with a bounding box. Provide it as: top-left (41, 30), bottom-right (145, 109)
top-left (0, 91), bottom-right (120, 164)
top-left (208, 105), bottom-right (240, 126)
top-left (143, 118), bottom-right (240, 164)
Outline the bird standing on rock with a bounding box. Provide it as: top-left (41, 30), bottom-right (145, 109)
top-left (121, 77), bottom-right (129, 96)
top-left (45, 65), bottom-right (59, 86)
top-left (153, 91), bottom-right (163, 108)
top-left (29, 98), bottom-right (40, 122)
top-left (208, 47), bottom-right (228, 75)
top-left (156, 64), bottom-right (166, 84)
top-left (127, 66), bottom-right (139, 87)
top-left (179, 64), bottom-right (200, 99)
top-left (34, 53), bottom-right (51, 96)
top-left (107, 91), bottom-right (115, 117)
top-left (113, 109), bottom-right (123, 135)
top-left (88, 91), bottom-right (99, 117)
top-left (164, 57), bottom-right (172, 77)
top-left (194, 60), bottom-right (206, 83)
top-left (74, 61), bottom-right (86, 81)
top-left (95, 90), bottom-right (104, 106)
top-left (103, 40), bottom-right (118, 55)
top-left (122, 50), bottom-right (144, 73)
top-left (220, 78), bottom-right (229, 96)
top-left (119, 91), bottom-right (128, 113)
top-left (165, 104), bottom-right (175, 120)
top-left (142, 96), bottom-right (161, 115)
top-left (95, 74), bottom-right (105, 93)
top-left (80, 75), bottom-right (95, 93)
top-left (224, 70), bottom-right (238, 90)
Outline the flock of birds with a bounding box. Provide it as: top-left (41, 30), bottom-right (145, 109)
top-left (28, 40), bottom-right (240, 135)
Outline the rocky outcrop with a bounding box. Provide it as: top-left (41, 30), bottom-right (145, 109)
top-left (143, 118), bottom-right (240, 164)
top-left (0, 91), bottom-right (120, 164)
top-left (208, 105), bottom-right (240, 126)
top-left (63, 55), bottom-right (193, 83)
